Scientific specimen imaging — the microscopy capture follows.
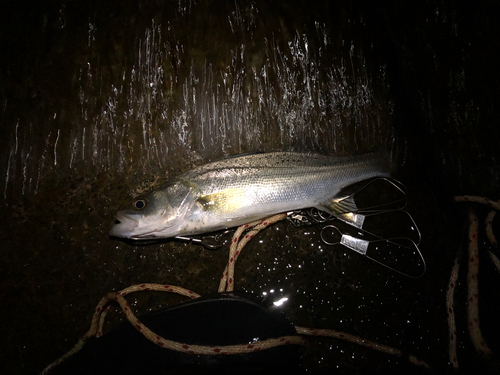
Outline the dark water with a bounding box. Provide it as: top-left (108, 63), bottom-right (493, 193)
top-left (1, 1), bottom-right (499, 374)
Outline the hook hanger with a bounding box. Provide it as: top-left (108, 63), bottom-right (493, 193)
top-left (320, 224), bottom-right (426, 278)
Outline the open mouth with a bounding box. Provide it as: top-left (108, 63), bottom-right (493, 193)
top-left (109, 212), bottom-right (140, 238)
top-left (130, 233), bottom-right (158, 240)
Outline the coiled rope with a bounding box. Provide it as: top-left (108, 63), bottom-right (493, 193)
top-left (42, 212), bottom-right (431, 374)
top-left (447, 196), bottom-right (499, 369)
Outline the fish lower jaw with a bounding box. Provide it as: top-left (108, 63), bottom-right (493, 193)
top-left (109, 223), bottom-right (137, 238)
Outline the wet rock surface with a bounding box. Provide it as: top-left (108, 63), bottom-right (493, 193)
top-left (1, 1), bottom-right (499, 374)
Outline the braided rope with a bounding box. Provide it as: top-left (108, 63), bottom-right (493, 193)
top-left (219, 213), bottom-right (287, 293)
top-left (454, 195), bottom-right (500, 210)
top-left (41, 284), bottom-right (201, 374)
top-left (41, 281), bottom-right (304, 374)
top-left (295, 326), bottom-right (430, 369)
top-left (489, 251), bottom-right (500, 272)
top-left (97, 284), bottom-right (200, 336)
top-left (446, 252), bottom-right (460, 368)
top-left (218, 220), bottom-right (261, 293)
top-left (42, 209), bottom-right (438, 374)
top-left (485, 211), bottom-right (498, 248)
top-left (455, 196), bottom-right (498, 250)
top-left (466, 211), bottom-right (491, 356)
top-left (449, 195), bottom-right (499, 367)
top-left (111, 289), bottom-right (305, 354)
top-left (484, 210), bottom-right (500, 272)
top-left (41, 215), bottom-right (298, 374)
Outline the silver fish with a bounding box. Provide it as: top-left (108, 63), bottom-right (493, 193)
top-left (109, 152), bottom-right (390, 239)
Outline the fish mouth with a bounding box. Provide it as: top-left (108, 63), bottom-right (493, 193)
top-left (130, 233), bottom-right (158, 240)
top-left (109, 211), bottom-right (140, 238)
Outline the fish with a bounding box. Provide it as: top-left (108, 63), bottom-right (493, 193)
top-left (109, 152), bottom-right (391, 240)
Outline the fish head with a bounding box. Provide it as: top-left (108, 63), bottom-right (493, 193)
top-left (109, 181), bottom-right (197, 239)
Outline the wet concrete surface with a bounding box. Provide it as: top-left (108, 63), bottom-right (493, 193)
top-left (1, 1), bottom-right (499, 374)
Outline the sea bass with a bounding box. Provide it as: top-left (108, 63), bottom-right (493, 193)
top-left (109, 152), bottom-right (390, 239)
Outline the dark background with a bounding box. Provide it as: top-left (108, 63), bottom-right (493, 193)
top-left (1, 1), bottom-right (499, 374)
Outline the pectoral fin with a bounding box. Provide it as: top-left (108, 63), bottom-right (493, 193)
top-left (197, 188), bottom-right (248, 213)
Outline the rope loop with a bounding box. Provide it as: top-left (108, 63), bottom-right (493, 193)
top-left (42, 211), bottom-right (431, 374)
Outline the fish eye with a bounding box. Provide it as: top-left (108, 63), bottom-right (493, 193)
top-left (133, 198), bottom-right (147, 210)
